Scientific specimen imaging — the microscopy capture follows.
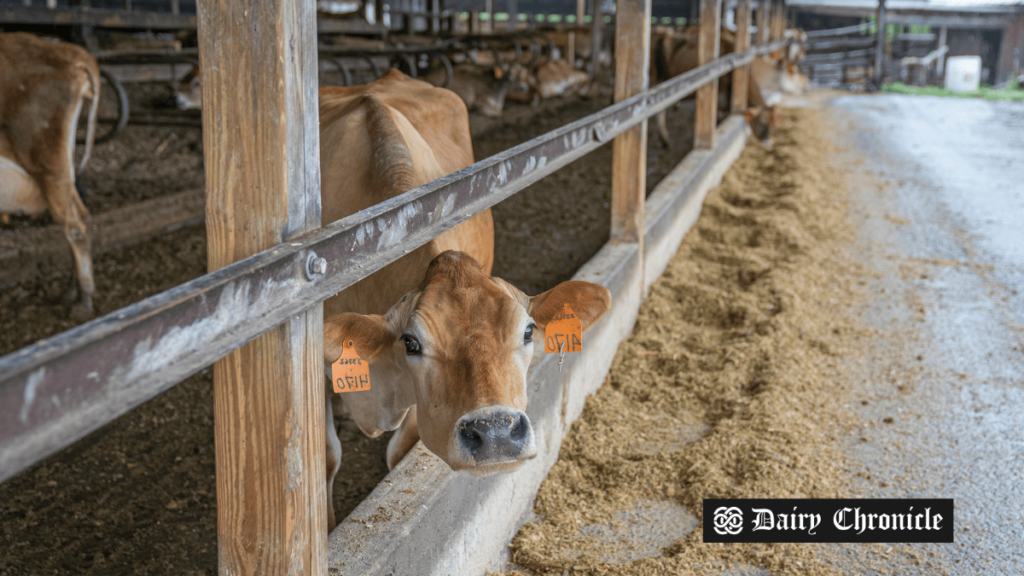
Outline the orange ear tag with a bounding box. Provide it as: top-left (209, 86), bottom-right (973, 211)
top-left (544, 303), bottom-right (583, 355)
top-left (332, 340), bottom-right (371, 394)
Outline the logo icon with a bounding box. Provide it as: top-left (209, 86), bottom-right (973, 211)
top-left (713, 506), bottom-right (744, 535)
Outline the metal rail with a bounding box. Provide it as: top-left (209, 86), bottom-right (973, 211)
top-left (804, 21), bottom-right (873, 39)
top-left (0, 37), bottom-right (792, 484)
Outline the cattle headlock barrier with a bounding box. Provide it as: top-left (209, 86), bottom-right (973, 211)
top-left (0, 0), bottom-right (806, 574)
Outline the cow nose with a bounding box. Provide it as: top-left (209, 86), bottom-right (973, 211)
top-left (456, 407), bottom-right (535, 465)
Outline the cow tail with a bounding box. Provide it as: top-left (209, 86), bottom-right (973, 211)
top-left (78, 64), bottom-right (100, 174)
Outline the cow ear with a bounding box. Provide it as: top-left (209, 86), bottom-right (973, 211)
top-left (528, 281), bottom-right (612, 333)
top-left (744, 107), bottom-right (756, 122)
top-left (493, 66), bottom-right (504, 79)
top-left (324, 313), bottom-right (396, 363)
top-left (787, 62), bottom-right (796, 75)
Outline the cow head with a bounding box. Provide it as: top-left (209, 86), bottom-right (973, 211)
top-left (780, 61), bottom-right (809, 96)
top-left (477, 65), bottom-right (511, 118)
top-left (324, 251), bottom-right (611, 474)
top-left (745, 105), bottom-right (779, 146)
top-left (174, 65), bottom-right (202, 110)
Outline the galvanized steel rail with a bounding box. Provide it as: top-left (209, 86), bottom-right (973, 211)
top-left (0, 38), bottom-right (791, 483)
top-left (804, 21), bottom-right (873, 39)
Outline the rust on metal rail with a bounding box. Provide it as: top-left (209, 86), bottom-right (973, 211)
top-left (0, 38), bottom-right (791, 483)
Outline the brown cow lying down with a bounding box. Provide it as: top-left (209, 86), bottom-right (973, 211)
top-left (422, 63), bottom-right (522, 118)
top-left (506, 59), bottom-right (590, 104)
top-left (317, 70), bottom-right (611, 530)
top-left (0, 32), bottom-right (100, 315)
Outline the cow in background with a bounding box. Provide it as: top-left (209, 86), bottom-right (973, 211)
top-left (0, 32), bottom-right (100, 316)
top-left (650, 26), bottom-right (808, 146)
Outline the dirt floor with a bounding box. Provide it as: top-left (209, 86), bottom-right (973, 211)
top-left (504, 106), bottom-right (874, 575)
top-left (0, 83), bottom-right (700, 575)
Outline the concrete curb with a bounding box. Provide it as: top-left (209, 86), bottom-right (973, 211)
top-left (326, 116), bottom-right (750, 576)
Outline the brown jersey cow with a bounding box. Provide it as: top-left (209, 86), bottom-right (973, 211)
top-left (317, 70), bottom-right (611, 530)
top-left (0, 33), bottom-right (100, 315)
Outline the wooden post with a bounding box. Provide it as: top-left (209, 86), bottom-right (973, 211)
top-left (874, 0), bottom-right (886, 88)
top-left (732, 0), bottom-right (751, 113)
top-left (611, 0), bottom-right (650, 302)
top-left (506, 0), bottom-right (518, 32)
top-left (484, 0), bottom-right (493, 33)
top-left (694, 0), bottom-right (721, 150)
top-left (569, 0), bottom-right (585, 68)
top-left (936, 26), bottom-right (948, 76)
top-left (757, 0), bottom-right (769, 45)
top-left (589, 0), bottom-right (604, 79)
top-left (196, 0), bottom-right (326, 571)
top-left (769, 0), bottom-right (784, 57)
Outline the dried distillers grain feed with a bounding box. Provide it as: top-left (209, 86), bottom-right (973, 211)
top-left (506, 108), bottom-right (871, 575)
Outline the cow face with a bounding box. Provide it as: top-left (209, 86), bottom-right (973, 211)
top-left (477, 66), bottom-right (509, 118)
top-left (174, 66), bottom-right (202, 110)
top-left (780, 61), bottom-right (809, 96)
top-left (324, 251), bottom-right (611, 474)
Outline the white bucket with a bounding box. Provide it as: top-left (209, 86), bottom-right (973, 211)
top-left (944, 55), bottom-right (982, 93)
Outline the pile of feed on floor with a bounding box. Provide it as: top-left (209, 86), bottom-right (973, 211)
top-left (506, 107), bottom-right (875, 575)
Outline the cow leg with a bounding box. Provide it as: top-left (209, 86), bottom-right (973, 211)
top-left (61, 214), bottom-right (94, 317)
top-left (41, 174), bottom-right (94, 318)
top-left (324, 390), bottom-right (342, 532)
top-left (386, 405), bottom-right (419, 470)
top-left (655, 110), bottom-right (671, 148)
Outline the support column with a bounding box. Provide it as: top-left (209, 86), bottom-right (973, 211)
top-left (875, 0), bottom-right (887, 88)
top-left (569, 0), bottom-right (585, 68)
top-left (694, 0), bottom-right (722, 150)
top-left (589, 0), bottom-right (605, 79)
top-left (611, 0), bottom-right (651, 298)
top-left (732, 0), bottom-right (751, 113)
top-left (757, 0), bottom-right (769, 45)
top-left (506, 0), bottom-right (518, 32)
top-left (769, 0), bottom-right (785, 58)
top-left (936, 26), bottom-right (947, 76)
top-left (197, 0), bottom-right (326, 571)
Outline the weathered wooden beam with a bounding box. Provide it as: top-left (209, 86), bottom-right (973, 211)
top-left (568, 0), bottom-right (584, 68)
top-left (732, 0), bottom-right (752, 113)
top-left (197, 0), bottom-right (326, 571)
top-left (770, 0), bottom-right (785, 57)
top-left (807, 36), bottom-right (877, 51)
top-left (611, 0), bottom-right (651, 252)
top-left (757, 0), bottom-right (770, 45)
top-left (589, 0), bottom-right (604, 79)
top-left (0, 5), bottom-right (196, 28)
top-left (695, 0), bottom-right (722, 150)
top-left (796, 6), bottom-right (1011, 29)
top-left (803, 47), bottom-right (874, 63)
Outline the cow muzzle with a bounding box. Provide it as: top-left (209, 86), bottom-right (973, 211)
top-left (449, 406), bottom-right (536, 473)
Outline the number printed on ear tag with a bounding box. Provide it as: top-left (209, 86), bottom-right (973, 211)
top-left (545, 303), bottom-right (583, 354)
top-left (332, 340), bottom-right (371, 393)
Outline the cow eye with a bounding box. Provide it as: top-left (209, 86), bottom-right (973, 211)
top-left (524, 323), bottom-right (537, 345)
top-left (401, 334), bottom-right (421, 356)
